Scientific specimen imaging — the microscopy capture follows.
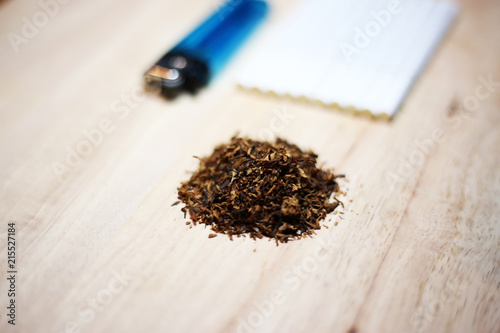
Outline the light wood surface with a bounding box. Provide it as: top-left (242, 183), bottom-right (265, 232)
top-left (1, 0), bottom-right (499, 332)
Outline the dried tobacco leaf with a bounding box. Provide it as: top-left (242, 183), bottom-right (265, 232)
top-left (177, 136), bottom-right (342, 244)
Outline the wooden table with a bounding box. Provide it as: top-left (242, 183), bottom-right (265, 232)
top-left (1, 0), bottom-right (499, 332)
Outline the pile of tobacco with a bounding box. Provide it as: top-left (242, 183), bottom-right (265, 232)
top-left (177, 136), bottom-right (342, 244)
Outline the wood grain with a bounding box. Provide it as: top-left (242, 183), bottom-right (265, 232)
top-left (0, 0), bottom-right (499, 332)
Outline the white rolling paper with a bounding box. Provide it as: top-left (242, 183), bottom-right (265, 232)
top-left (237, 0), bottom-right (458, 119)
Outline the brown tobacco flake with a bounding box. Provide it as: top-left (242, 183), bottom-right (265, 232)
top-left (177, 136), bottom-right (342, 244)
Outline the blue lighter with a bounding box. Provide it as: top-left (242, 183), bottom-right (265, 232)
top-left (144, 0), bottom-right (269, 99)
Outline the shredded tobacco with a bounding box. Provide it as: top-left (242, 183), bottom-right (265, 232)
top-left (177, 136), bottom-right (342, 244)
